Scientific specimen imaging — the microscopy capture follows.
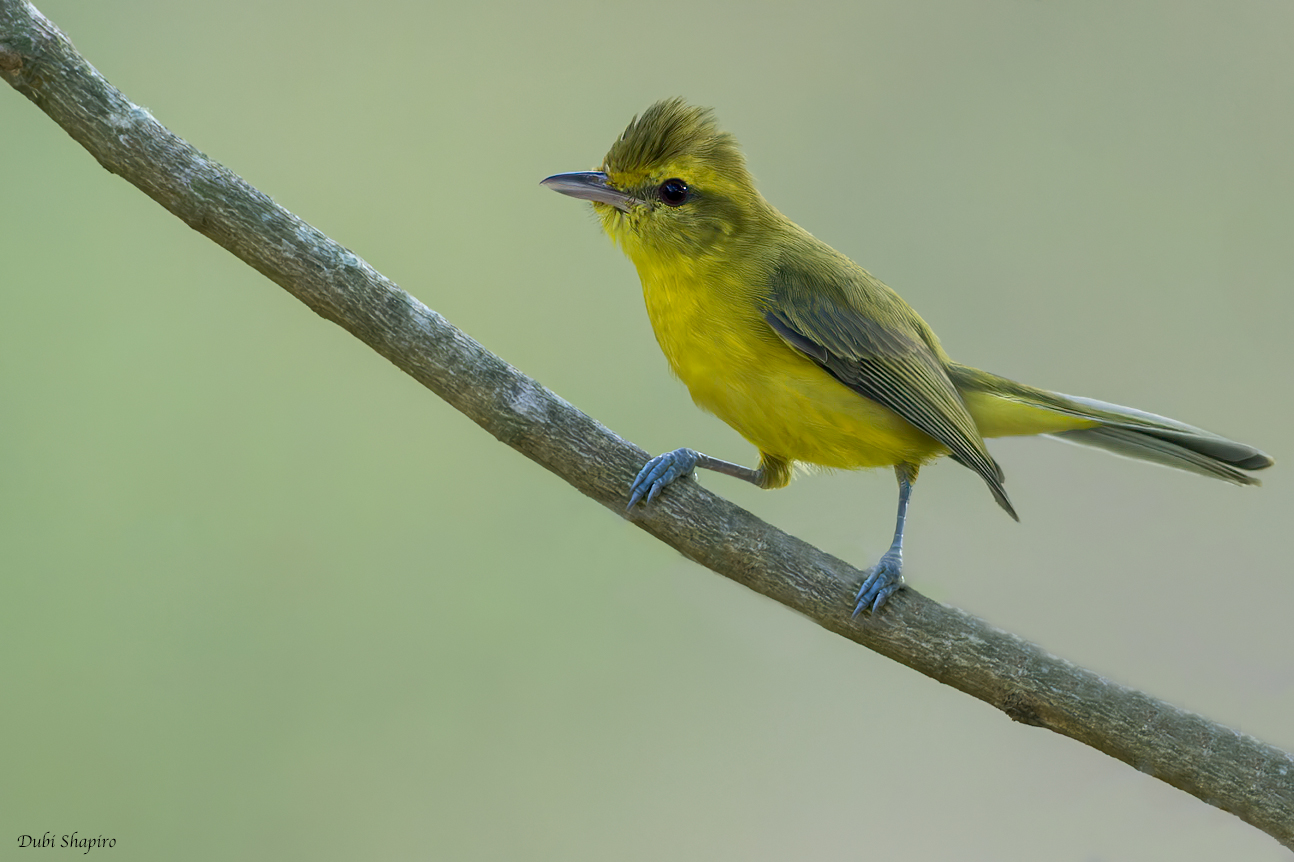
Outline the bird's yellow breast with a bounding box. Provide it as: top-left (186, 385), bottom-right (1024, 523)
top-left (634, 256), bottom-right (943, 471)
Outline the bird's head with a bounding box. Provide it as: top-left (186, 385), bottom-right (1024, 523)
top-left (543, 99), bottom-right (767, 264)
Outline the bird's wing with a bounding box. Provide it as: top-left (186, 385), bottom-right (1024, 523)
top-left (764, 265), bottom-right (1016, 518)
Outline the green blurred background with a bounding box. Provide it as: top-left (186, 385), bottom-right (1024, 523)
top-left (3, 1), bottom-right (1291, 858)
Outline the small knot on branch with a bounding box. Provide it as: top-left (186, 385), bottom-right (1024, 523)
top-left (1002, 690), bottom-right (1045, 727)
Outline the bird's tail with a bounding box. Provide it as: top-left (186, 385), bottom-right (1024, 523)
top-left (948, 364), bottom-right (1274, 486)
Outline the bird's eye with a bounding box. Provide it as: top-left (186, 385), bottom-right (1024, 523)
top-left (657, 178), bottom-right (690, 207)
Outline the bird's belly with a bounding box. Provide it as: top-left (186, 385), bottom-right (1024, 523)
top-left (653, 310), bottom-right (940, 470)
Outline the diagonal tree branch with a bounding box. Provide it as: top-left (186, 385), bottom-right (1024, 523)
top-left (3, 0), bottom-right (1291, 848)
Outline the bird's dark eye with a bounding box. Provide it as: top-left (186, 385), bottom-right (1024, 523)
top-left (657, 178), bottom-right (690, 207)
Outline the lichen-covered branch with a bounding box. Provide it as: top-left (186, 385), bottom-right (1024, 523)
top-left (2, 0), bottom-right (1290, 847)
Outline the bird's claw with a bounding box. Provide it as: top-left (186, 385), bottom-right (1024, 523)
top-left (853, 551), bottom-right (904, 616)
top-left (628, 448), bottom-right (699, 508)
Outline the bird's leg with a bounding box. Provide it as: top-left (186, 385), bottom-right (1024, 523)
top-left (854, 463), bottom-right (918, 616)
top-left (628, 449), bottom-right (764, 509)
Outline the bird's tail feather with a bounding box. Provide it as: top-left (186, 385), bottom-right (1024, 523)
top-left (948, 364), bottom-right (1273, 486)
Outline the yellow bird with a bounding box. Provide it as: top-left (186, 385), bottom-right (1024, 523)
top-left (542, 98), bottom-right (1272, 614)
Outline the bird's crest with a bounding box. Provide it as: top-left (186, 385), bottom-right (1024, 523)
top-left (602, 98), bottom-right (748, 182)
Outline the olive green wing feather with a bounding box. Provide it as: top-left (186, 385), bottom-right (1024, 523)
top-left (764, 263), bottom-right (1017, 519)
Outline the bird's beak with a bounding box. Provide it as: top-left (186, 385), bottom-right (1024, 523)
top-left (540, 171), bottom-right (637, 213)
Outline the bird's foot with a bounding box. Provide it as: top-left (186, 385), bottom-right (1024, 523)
top-left (853, 550), bottom-right (904, 616)
top-left (628, 448), bottom-right (699, 508)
